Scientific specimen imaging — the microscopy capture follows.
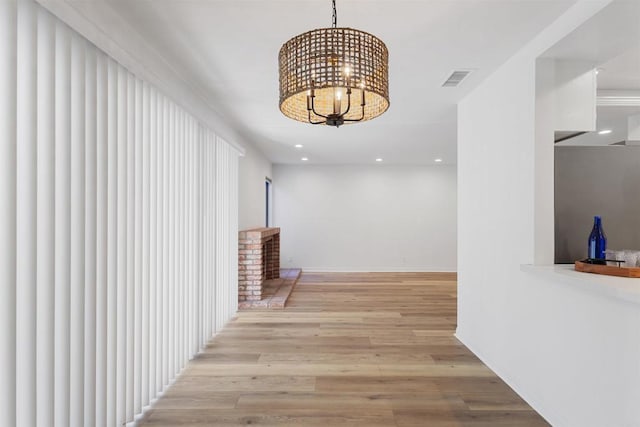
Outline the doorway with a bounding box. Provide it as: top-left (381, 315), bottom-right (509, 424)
top-left (265, 177), bottom-right (272, 227)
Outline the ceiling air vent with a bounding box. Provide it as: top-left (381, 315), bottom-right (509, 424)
top-left (442, 69), bottom-right (472, 87)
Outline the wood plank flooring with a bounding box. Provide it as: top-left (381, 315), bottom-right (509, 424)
top-left (139, 272), bottom-right (549, 426)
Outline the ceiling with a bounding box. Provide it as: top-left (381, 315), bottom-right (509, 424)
top-left (52, 0), bottom-right (576, 164)
top-left (543, 0), bottom-right (640, 147)
top-left (565, 46), bottom-right (640, 147)
top-left (598, 47), bottom-right (640, 91)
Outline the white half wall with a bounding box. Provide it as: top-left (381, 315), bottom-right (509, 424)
top-left (456, 1), bottom-right (640, 426)
top-left (273, 164), bottom-right (457, 272)
top-left (239, 143), bottom-right (272, 230)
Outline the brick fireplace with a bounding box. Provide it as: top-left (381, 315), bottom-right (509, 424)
top-left (238, 227), bottom-right (280, 302)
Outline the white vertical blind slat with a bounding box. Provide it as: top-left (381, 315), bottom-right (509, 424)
top-left (194, 122), bottom-right (200, 353)
top-left (189, 117), bottom-right (195, 357)
top-left (184, 115), bottom-right (190, 360)
top-left (178, 110), bottom-right (185, 371)
top-left (16, 0), bottom-right (37, 424)
top-left (106, 57), bottom-right (118, 427)
top-left (203, 128), bottom-right (209, 346)
top-left (197, 127), bottom-right (202, 348)
top-left (190, 121), bottom-right (202, 354)
top-left (95, 51), bottom-right (108, 427)
top-left (125, 72), bottom-right (136, 423)
top-left (195, 122), bottom-right (200, 352)
top-left (155, 91), bottom-right (163, 395)
top-left (143, 81), bottom-right (152, 406)
top-left (133, 76), bottom-right (143, 418)
top-left (176, 109), bottom-right (182, 371)
top-left (177, 106), bottom-right (182, 375)
top-left (187, 114), bottom-right (191, 362)
top-left (202, 135), bottom-right (207, 342)
top-left (214, 139), bottom-right (219, 331)
top-left (232, 151), bottom-right (239, 314)
top-left (215, 139), bottom-right (223, 332)
top-left (202, 135), bottom-right (208, 342)
top-left (142, 80), bottom-right (150, 409)
top-left (53, 21), bottom-right (71, 427)
top-left (203, 134), bottom-right (208, 341)
top-left (193, 122), bottom-right (199, 354)
top-left (180, 112), bottom-right (184, 365)
top-left (214, 132), bottom-right (221, 335)
top-left (0, 3), bottom-right (17, 425)
top-left (69, 34), bottom-right (86, 427)
top-left (149, 86), bottom-right (157, 400)
top-left (116, 63), bottom-right (128, 427)
top-left (164, 101), bottom-right (170, 383)
top-left (83, 42), bottom-right (98, 427)
top-left (213, 131), bottom-right (217, 337)
top-left (168, 102), bottom-right (175, 381)
top-left (225, 143), bottom-right (230, 324)
top-left (156, 95), bottom-right (169, 393)
top-left (36, 8), bottom-right (55, 427)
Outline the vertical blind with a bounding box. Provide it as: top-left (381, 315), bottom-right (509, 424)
top-left (0, 1), bottom-right (241, 426)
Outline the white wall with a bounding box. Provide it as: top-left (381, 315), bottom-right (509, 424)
top-left (273, 164), bottom-right (457, 272)
top-left (457, 1), bottom-right (640, 426)
top-left (555, 145), bottom-right (640, 263)
top-left (239, 143), bottom-right (272, 230)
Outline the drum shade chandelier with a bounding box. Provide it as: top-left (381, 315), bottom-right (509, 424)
top-left (278, 0), bottom-right (389, 127)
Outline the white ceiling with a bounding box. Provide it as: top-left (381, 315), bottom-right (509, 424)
top-left (543, 0), bottom-right (640, 147)
top-left (597, 48), bottom-right (640, 91)
top-left (55, 0), bottom-right (576, 164)
top-left (556, 106), bottom-right (640, 147)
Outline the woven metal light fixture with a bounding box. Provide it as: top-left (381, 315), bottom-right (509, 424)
top-left (279, 0), bottom-right (389, 127)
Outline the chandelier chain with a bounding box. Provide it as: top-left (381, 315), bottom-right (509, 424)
top-left (332, 0), bottom-right (337, 28)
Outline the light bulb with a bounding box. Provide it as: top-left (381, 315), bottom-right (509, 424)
top-left (344, 66), bottom-right (351, 77)
top-left (336, 91), bottom-right (342, 100)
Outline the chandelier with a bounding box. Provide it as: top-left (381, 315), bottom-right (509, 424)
top-left (278, 0), bottom-right (389, 127)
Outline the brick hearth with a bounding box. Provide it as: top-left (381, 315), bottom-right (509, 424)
top-left (238, 227), bottom-right (280, 302)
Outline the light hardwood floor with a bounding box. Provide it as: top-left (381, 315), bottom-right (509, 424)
top-left (139, 272), bottom-right (549, 426)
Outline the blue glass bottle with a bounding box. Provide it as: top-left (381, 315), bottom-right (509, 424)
top-left (588, 215), bottom-right (607, 263)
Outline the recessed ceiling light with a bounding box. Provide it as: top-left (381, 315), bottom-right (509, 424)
top-left (375, 158), bottom-right (383, 162)
top-left (301, 157), bottom-right (308, 161)
top-left (295, 144), bottom-right (303, 148)
top-left (598, 129), bottom-right (612, 135)
top-left (434, 158), bottom-right (443, 163)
